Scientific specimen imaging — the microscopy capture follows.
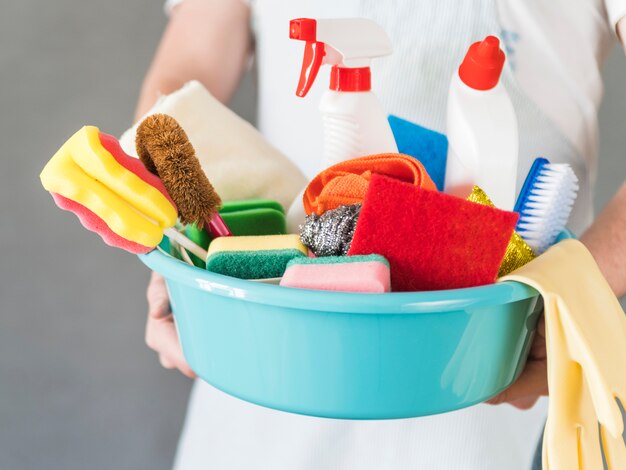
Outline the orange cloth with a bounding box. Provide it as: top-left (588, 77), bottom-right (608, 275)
top-left (303, 153), bottom-right (437, 215)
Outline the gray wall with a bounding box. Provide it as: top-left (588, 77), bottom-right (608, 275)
top-left (1, 2), bottom-right (624, 469)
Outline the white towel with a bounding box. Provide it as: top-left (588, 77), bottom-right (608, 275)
top-left (120, 81), bottom-right (306, 211)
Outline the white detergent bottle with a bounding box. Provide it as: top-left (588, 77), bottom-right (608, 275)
top-left (286, 18), bottom-right (398, 232)
top-left (444, 36), bottom-right (518, 210)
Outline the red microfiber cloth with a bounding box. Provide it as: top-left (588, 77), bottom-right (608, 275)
top-left (348, 174), bottom-right (519, 291)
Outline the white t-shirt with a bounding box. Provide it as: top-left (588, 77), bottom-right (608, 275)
top-left (496, 0), bottom-right (626, 189)
top-left (166, 1), bottom-right (625, 469)
top-left (249, 0), bottom-right (623, 231)
top-left (165, 0), bottom-right (626, 191)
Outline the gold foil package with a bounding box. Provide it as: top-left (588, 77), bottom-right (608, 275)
top-left (467, 186), bottom-right (536, 276)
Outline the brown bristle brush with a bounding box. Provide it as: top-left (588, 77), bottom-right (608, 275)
top-left (136, 114), bottom-right (232, 237)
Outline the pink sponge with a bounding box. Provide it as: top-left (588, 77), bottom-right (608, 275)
top-left (348, 175), bottom-right (518, 291)
top-left (280, 255), bottom-right (391, 293)
top-left (98, 132), bottom-right (175, 206)
top-left (51, 193), bottom-right (152, 254)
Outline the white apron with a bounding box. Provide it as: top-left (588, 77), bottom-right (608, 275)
top-left (174, 1), bottom-right (587, 469)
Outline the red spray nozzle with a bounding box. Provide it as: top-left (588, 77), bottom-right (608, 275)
top-left (458, 35), bottom-right (505, 90)
top-left (289, 18), bottom-right (325, 97)
top-left (289, 17), bottom-right (392, 96)
top-left (290, 18), bottom-right (317, 41)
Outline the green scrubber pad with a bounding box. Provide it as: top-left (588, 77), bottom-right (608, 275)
top-left (205, 234), bottom-right (308, 279)
top-left (286, 254), bottom-right (389, 268)
top-left (185, 200), bottom-right (288, 268)
top-left (206, 249), bottom-right (306, 279)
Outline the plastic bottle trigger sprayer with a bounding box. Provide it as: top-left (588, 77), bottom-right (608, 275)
top-left (286, 18), bottom-right (398, 232)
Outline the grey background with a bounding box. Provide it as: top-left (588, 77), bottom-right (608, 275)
top-left (0, 1), bottom-right (624, 469)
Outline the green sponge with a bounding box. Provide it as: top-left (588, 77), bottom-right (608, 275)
top-left (205, 234), bottom-right (307, 279)
top-left (220, 199), bottom-right (285, 214)
top-left (185, 224), bottom-right (212, 268)
top-left (185, 199), bottom-right (287, 268)
top-left (221, 208), bottom-right (286, 236)
top-left (285, 254), bottom-right (389, 268)
top-left (206, 249), bottom-right (305, 279)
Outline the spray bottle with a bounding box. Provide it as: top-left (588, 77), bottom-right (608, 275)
top-left (286, 18), bottom-right (398, 231)
top-left (443, 36), bottom-right (519, 210)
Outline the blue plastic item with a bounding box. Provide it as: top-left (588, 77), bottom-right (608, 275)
top-left (513, 157), bottom-right (549, 225)
top-left (388, 115), bottom-right (448, 191)
top-left (139, 231), bottom-right (572, 419)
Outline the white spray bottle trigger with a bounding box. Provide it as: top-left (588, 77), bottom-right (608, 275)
top-left (289, 18), bottom-right (393, 97)
top-left (286, 17), bottom-right (398, 232)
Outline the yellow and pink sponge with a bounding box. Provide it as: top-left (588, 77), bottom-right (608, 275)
top-left (40, 126), bottom-right (178, 253)
top-left (280, 255), bottom-right (391, 293)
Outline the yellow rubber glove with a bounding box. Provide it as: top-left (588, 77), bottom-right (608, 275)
top-left (501, 239), bottom-right (626, 470)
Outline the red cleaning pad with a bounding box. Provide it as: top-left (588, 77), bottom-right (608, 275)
top-left (348, 175), bottom-right (518, 291)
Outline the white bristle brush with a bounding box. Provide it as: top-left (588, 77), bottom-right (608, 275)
top-left (514, 158), bottom-right (579, 254)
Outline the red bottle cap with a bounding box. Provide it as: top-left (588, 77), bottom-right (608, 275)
top-left (458, 36), bottom-right (505, 90)
top-left (329, 66), bottom-right (371, 92)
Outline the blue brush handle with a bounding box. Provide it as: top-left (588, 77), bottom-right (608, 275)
top-left (514, 157), bottom-right (549, 220)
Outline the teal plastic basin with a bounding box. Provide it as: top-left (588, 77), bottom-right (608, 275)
top-left (138, 232), bottom-right (571, 419)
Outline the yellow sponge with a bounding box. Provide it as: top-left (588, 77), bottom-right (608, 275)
top-left (207, 234), bottom-right (306, 256)
top-left (40, 126), bottom-right (177, 247)
top-left (206, 235), bottom-right (307, 279)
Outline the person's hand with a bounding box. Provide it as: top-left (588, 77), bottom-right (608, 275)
top-left (487, 179), bottom-right (626, 409)
top-left (145, 271), bottom-right (196, 378)
top-left (485, 315), bottom-right (548, 409)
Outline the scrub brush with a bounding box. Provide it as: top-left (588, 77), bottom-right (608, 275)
top-left (514, 158), bottom-right (578, 254)
top-left (136, 114), bottom-right (232, 237)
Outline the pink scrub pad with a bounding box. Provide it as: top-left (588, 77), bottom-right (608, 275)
top-left (279, 255), bottom-right (391, 293)
top-left (347, 174), bottom-right (518, 291)
top-left (42, 129), bottom-right (177, 254)
top-left (99, 132), bottom-right (175, 205)
top-left (51, 193), bottom-right (152, 254)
